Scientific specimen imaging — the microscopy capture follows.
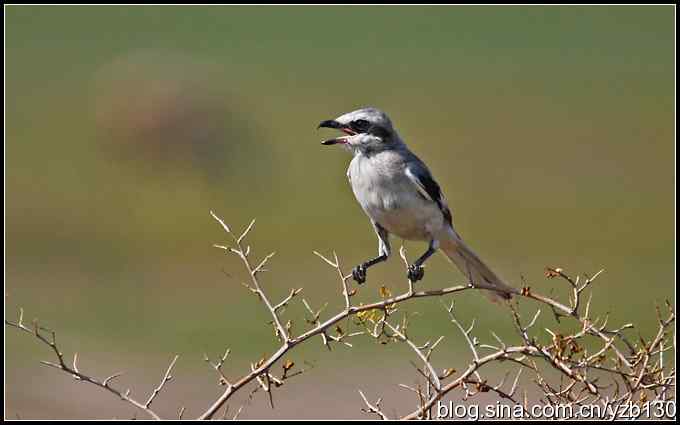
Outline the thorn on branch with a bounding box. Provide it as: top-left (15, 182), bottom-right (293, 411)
top-left (144, 355), bottom-right (179, 409)
top-left (358, 390), bottom-right (388, 420)
top-left (210, 210), bottom-right (231, 234)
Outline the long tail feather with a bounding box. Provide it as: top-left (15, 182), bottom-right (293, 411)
top-left (440, 231), bottom-right (516, 303)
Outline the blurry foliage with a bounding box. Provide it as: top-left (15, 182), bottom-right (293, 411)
top-left (92, 49), bottom-right (265, 182)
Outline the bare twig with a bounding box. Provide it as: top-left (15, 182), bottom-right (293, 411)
top-left (6, 215), bottom-right (674, 420)
top-left (358, 390), bottom-right (389, 420)
top-left (5, 313), bottom-right (169, 420)
top-left (145, 355), bottom-right (179, 409)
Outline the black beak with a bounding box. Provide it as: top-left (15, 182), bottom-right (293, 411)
top-left (318, 119), bottom-right (345, 145)
top-left (318, 119), bottom-right (342, 130)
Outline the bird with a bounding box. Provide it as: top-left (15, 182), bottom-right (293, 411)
top-left (318, 107), bottom-right (517, 302)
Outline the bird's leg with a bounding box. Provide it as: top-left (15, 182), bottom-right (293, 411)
top-left (352, 222), bottom-right (390, 285)
top-left (407, 240), bottom-right (439, 282)
top-left (352, 254), bottom-right (388, 285)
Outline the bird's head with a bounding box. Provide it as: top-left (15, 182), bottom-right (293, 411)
top-left (318, 107), bottom-right (400, 154)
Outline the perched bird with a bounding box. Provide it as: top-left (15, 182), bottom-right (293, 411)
top-left (318, 107), bottom-right (517, 302)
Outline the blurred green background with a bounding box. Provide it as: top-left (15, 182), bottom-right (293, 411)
top-left (5, 5), bottom-right (674, 419)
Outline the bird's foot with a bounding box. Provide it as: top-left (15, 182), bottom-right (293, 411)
top-left (352, 264), bottom-right (367, 285)
top-left (407, 264), bottom-right (425, 282)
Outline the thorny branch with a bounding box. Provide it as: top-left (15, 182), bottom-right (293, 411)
top-left (4, 310), bottom-right (178, 420)
top-left (6, 214), bottom-right (675, 420)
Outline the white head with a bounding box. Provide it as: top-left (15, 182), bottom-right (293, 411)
top-left (318, 107), bottom-right (401, 154)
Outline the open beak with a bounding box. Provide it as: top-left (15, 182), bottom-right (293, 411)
top-left (318, 120), bottom-right (357, 145)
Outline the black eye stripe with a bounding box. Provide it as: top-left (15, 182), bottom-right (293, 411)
top-left (351, 119), bottom-right (370, 132)
top-left (370, 125), bottom-right (390, 139)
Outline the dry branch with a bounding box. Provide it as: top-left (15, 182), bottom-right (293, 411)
top-left (5, 213), bottom-right (675, 420)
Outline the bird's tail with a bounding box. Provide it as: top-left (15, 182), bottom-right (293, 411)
top-left (439, 230), bottom-right (517, 303)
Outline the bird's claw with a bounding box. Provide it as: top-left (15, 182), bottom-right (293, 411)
top-left (407, 264), bottom-right (425, 282)
top-left (352, 264), bottom-right (367, 285)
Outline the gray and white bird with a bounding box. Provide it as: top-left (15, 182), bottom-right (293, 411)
top-left (318, 107), bottom-right (517, 302)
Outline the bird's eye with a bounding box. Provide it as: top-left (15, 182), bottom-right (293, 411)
top-left (352, 119), bottom-right (370, 131)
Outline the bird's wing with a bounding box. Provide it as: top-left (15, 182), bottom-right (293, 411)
top-left (404, 164), bottom-right (453, 226)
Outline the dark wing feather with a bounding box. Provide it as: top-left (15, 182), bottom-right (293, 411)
top-left (405, 165), bottom-right (453, 226)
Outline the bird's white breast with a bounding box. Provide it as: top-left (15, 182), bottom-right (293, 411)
top-left (347, 152), bottom-right (445, 241)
